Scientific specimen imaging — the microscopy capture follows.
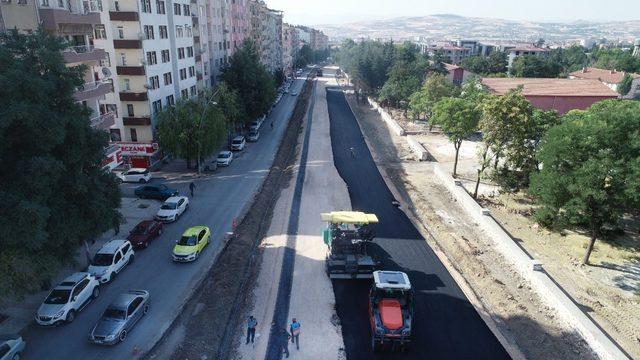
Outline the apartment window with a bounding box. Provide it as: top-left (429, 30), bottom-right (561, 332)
top-left (185, 26), bottom-right (192, 37)
top-left (173, 3), bottom-right (181, 15)
top-left (178, 47), bottom-right (185, 59)
top-left (218, 42), bottom-right (222, 50)
top-left (214, 59), bottom-right (218, 67)
top-left (156, 0), bottom-right (165, 14)
top-left (181, 89), bottom-right (188, 99)
top-left (94, 25), bottom-right (106, 39)
top-left (144, 25), bottom-right (154, 40)
top-left (183, 4), bottom-right (190, 15)
top-left (159, 25), bottom-right (168, 39)
top-left (149, 75), bottom-right (160, 89)
top-left (40, 0), bottom-right (49, 6)
top-left (120, 53), bottom-right (127, 66)
top-left (179, 68), bottom-right (187, 80)
top-left (188, 66), bottom-right (195, 77)
top-left (161, 49), bottom-right (170, 63)
top-left (127, 104), bottom-right (134, 117)
top-left (130, 128), bottom-right (138, 142)
top-left (166, 95), bottom-right (175, 106)
top-left (163, 72), bottom-right (172, 85)
top-left (186, 46), bottom-right (194, 57)
top-left (146, 51), bottom-right (157, 65)
top-left (190, 85), bottom-right (196, 97)
top-left (141, 0), bottom-right (151, 12)
top-left (176, 25), bottom-right (183, 38)
top-left (204, 61), bottom-right (208, 75)
top-left (123, 79), bottom-right (131, 91)
top-left (117, 26), bottom-right (124, 39)
top-left (152, 100), bottom-right (162, 115)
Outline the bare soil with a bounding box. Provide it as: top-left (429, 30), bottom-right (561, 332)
top-left (344, 89), bottom-right (598, 360)
top-left (145, 79), bottom-right (314, 360)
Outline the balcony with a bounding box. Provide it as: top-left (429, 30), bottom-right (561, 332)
top-left (114, 39), bottom-right (142, 49)
top-left (193, 36), bottom-right (200, 43)
top-left (116, 66), bottom-right (146, 76)
top-left (123, 116), bottom-right (151, 126)
top-left (90, 112), bottom-right (116, 130)
top-left (109, 11), bottom-right (139, 21)
top-left (73, 81), bottom-right (113, 102)
top-left (195, 54), bottom-right (201, 62)
top-left (63, 45), bottom-right (108, 63)
top-left (39, 0), bottom-right (101, 31)
top-left (119, 91), bottom-right (148, 101)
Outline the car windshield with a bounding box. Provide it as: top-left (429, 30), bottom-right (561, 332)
top-left (232, 139), bottom-right (242, 144)
top-left (178, 235), bottom-right (198, 246)
top-left (161, 203), bottom-right (177, 210)
top-left (92, 253), bottom-right (113, 266)
top-left (250, 131), bottom-right (258, 136)
top-left (44, 289), bottom-right (71, 304)
top-left (103, 307), bottom-right (126, 320)
top-left (219, 153), bottom-right (230, 158)
top-left (131, 224), bottom-right (148, 235)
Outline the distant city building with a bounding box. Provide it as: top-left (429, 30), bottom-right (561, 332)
top-left (249, 0), bottom-right (282, 73)
top-left (503, 44), bottom-right (549, 70)
top-left (569, 67), bottom-right (640, 93)
top-left (440, 63), bottom-right (476, 86)
top-left (634, 38), bottom-right (640, 57)
top-left (282, 23), bottom-right (299, 76)
top-left (481, 78), bottom-right (618, 114)
top-left (417, 42), bottom-right (471, 65)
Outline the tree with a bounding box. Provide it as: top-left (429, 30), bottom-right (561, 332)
top-left (273, 68), bottom-right (285, 88)
top-left (618, 73), bottom-right (633, 96)
top-left (156, 93), bottom-right (227, 170)
top-left (379, 45), bottom-right (429, 109)
top-left (295, 44), bottom-right (313, 68)
top-left (510, 55), bottom-right (561, 78)
top-left (408, 75), bottom-right (458, 124)
top-left (461, 52), bottom-right (507, 75)
top-left (431, 97), bottom-right (481, 177)
top-left (221, 40), bottom-right (276, 122)
top-left (0, 30), bottom-right (121, 296)
top-left (530, 100), bottom-right (640, 264)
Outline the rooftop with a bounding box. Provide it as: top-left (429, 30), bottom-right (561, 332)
top-left (569, 67), bottom-right (640, 84)
top-left (481, 78), bottom-right (619, 97)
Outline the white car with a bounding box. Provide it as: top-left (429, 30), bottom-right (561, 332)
top-left (0, 334), bottom-right (26, 360)
top-left (216, 151), bottom-right (233, 166)
top-left (155, 196), bottom-right (189, 222)
top-left (35, 272), bottom-right (100, 326)
top-left (116, 168), bottom-right (151, 183)
top-left (88, 240), bottom-right (135, 283)
top-left (247, 130), bottom-right (260, 142)
top-left (231, 136), bottom-right (246, 151)
top-left (249, 121), bottom-right (260, 132)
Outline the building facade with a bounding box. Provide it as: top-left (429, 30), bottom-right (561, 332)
top-left (0, 0), bottom-right (40, 32)
top-left (249, 0), bottom-right (281, 73)
top-left (281, 22), bottom-right (298, 76)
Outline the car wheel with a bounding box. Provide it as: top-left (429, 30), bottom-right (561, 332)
top-left (139, 178), bottom-right (147, 183)
top-left (119, 330), bottom-right (127, 342)
top-left (117, 178), bottom-right (123, 184)
top-left (128, 255), bottom-right (135, 265)
top-left (66, 310), bottom-right (76, 323)
top-left (92, 286), bottom-right (100, 299)
top-left (143, 304), bottom-right (150, 315)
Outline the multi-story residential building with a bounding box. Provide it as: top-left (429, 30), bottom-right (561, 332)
top-left (633, 38), bottom-right (640, 58)
top-left (504, 44), bottom-right (548, 70)
top-left (109, 0), bottom-right (197, 167)
top-left (0, 0), bottom-right (40, 32)
top-left (281, 23), bottom-right (298, 76)
top-left (191, 0), bottom-right (209, 92)
top-left (229, 0), bottom-right (248, 53)
top-left (417, 42), bottom-right (471, 65)
top-left (207, 0), bottom-right (229, 84)
top-left (249, 0), bottom-right (281, 73)
top-left (295, 25), bottom-right (310, 48)
top-left (312, 29), bottom-right (328, 51)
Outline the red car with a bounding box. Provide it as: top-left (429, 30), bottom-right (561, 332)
top-left (127, 220), bottom-right (163, 248)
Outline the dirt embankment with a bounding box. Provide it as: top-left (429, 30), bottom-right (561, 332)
top-left (145, 79), bottom-right (315, 360)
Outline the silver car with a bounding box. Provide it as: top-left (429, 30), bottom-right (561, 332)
top-left (89, 290), bottom-right (150, 345)
top-left (0, 334), bottom-right (26, 360)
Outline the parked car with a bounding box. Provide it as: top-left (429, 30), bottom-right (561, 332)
top-left (249, 121), bottom-right (260, 132)
top-left (134, 184), bottom-right (178, 200)
top-left (155, 196), bottom-right (189, 222)
top-left (127, 220), bottom-right (163, 248)
top-left (0, 334), bottom-right (26, 360)
top-left (35, 272), bottom-right (100, 326)
top-left (247, 130), bottom-right (260, 142)
top-left (87, 240), bottom-right (135, 284)
top-left (116, 168), bottom-right (151, 183)
top-left (172, 226), bottom-right (211, 262)
top-left (216, 151), bottom-right (233, 166)
top-left (89, 290), bottom-right (150, 345)
top-left (230, 136), bottom-right (246, 151)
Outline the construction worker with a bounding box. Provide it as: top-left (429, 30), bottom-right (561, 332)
top-left (246, 316), bottom-right (257, 344)
top-left (281, 327), bottom-right (291, 358)
top-left (290, 318), bottom-right (301, 350)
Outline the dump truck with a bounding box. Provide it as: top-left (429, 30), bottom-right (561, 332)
top-left (321, 211), bottom-right (378, 279)
top-left (369, 270), bottom-right (413, 352)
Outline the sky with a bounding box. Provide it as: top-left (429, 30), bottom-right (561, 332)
top-left (264, 0), bottom-right (640, 25)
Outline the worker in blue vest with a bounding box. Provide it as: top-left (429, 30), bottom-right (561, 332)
top-left (290, 318), bottom-right (301, 350)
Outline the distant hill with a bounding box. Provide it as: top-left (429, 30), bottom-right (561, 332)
top-left (316, 14), bottom-right (640, 44)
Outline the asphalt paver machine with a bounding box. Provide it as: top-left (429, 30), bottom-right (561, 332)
top-left (369, 270), bottom-right (413, 352)
top-left (321, 211), bottom-right (379, 279)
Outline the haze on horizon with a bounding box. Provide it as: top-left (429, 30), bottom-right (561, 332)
top-left (265, 0), bottom-right (640, 26)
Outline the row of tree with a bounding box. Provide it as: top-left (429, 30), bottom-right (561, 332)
top-left (156, 40), bottom-right (277, 170)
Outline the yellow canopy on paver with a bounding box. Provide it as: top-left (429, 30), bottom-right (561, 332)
top-left (321, 211), bottom-right (379, 224)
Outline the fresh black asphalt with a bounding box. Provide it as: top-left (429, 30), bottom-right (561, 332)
top-left (326, 88), bottom-right (510, 360)
top-left (266, 81), bottom-right (317, 360)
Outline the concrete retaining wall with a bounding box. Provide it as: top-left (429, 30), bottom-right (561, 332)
top-left (432, 164), bottom-right (629, 360)
top-left (406, 136), bottom-right (429, 161)
top-left (367, 97), bottom-right (405, 136)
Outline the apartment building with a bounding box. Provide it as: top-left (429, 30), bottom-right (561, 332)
top-left (0, 0), bottom-right (40, 32)
top-left (417, 42), bottom-right (471, 65)
top-left (206, 0), bottom-right (229, 84)
top-left (229, 0), bottom-right (248, 53)
top-left (504, 44), bottom-right (549, 70)
top-left (109, 0), bottom-right (197, 166)
top-left (281, 22), bottom-right (298, 76)
top-left (311, 29), bottom-right (328, 51)
top-left (249, 0), bottom-right (281, 73)
top-left (191, 0), bottom-right (209, 92)
top-left (295, 25), bottom-right (310, 47)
